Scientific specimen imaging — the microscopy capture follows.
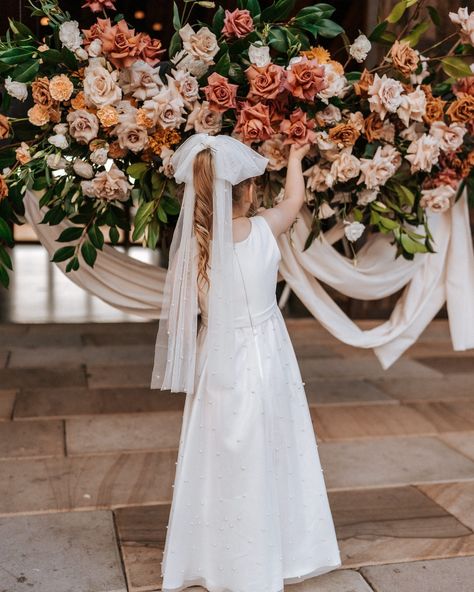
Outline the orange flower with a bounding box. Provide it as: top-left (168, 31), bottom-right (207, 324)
top-left (301, 46), bottom-right (331, 64)
top-left (97, 105), bottom-right (119, 128)
top-left (27, 104), bottom-right (50, 126)
top-left (71, 91), bottom-right (87, 110)
top-left (328, 60), bottom-right (344, 75)
top-left (285, 57), bottom-right (326, 101)
top-left (363, 113), bottom-right (384, 142)
top-left (136, 108), bottom-right (154, 129)
top-left (235, 102), bottom-right (273, 142)
top-left (203, 72), bottom-right (238, 113)
top-left (107, 140), bottom-right (128, 159)
top-left (0, 114), bottom-right (11, 139)
top-left (49, 74), bottom-right (74, 102)
top-left (353, 69), bottom-right (374, 96)
top-left (246, 63), bottom-right (286, 101)
top-left (31, 76), bottom-right (53, 107)
top-left (423, 96), bottom-right (446, 124)
top-left (328, 122), bottom-right (360, 147)
top-left (148, 128), bottom-right (181, 154)
top-left (15, 142), bottom-right (31, 164)
top-left (0, 175), bottom-right (8, 201)
top-left (279, 108), bottom-right (316, 145)
top-left (446, 95), bottom-right (474, 123)
top-left (390, 40), bottom-right (419, 77)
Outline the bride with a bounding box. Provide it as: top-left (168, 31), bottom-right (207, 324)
top-left (151, 133), bottom-right (341, 592)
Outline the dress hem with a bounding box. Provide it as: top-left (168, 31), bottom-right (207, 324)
top-left (161, 560), bottom-right (342, 592)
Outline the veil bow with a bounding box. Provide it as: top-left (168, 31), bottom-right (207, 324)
top-left (151, 133), bottom-right (268, 395)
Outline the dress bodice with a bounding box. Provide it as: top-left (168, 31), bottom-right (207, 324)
top-left (198, 215), bottom-right (281, 327)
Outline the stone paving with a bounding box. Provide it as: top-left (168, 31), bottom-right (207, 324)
top-left (0, 319), bottom-right (473, 591)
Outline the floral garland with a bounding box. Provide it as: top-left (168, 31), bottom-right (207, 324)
top-left (0, 0), bottom-right (473, 287)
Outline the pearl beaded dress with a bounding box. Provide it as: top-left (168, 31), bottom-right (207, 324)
top-left (161, 215), bottom-right (341, 592)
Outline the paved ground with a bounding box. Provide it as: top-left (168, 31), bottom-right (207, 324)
top-left (0, 319), bottom-right (473, 592)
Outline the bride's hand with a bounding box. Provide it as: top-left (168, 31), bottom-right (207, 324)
top-left (289, 142), bottom-right (311, 161)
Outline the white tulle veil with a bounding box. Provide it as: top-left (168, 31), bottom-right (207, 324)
top-left (151, 133), bottom-right (268, 395)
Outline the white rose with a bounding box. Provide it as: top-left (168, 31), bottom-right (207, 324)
top-left (172, 49), bottom-right (209, 78)
top-left (119, 61), bottom-right (163, 101)
top-left (368, 74), bottom-right (404, 120)
top-left (405, 134), bottom-right (441, 173)
top-left (53, 123), bottom-right (68, 135)
top-left (74, 47), bottom-right (88, 61)
top-left (59, 20), bottom-right (83, 52)
top-left (88, 39), bottom-right (103, 58)
top-left (397, 86), bottom-right (426, 127)
top-left (318, 63), bottom-right (348, 103)
top-left (4, 77), bottom-right (28, 102)
top-left (357, 188), bottom-right (378, 206)
top-left (449, 7), bottom-right (474, 45)
top-left (46, 153), bottom-right (67, 170)
top-left (90, 147), bottom-right (109, 166)
top-left (248, 43), bottom-right (271, 68)
top-left (410, 56), bottom-right (429, 85)
top-left (420, 185), bottom-right (456, 213)
top-left (330, 149), bottom-right (361, 183)
top-left (344, 221), bottom-right (365, 242)
top-left (73, 159), bottom-right (94, 179)
top-left (429, 121), bottom-right (466, 153)
top-left (48, 134), bottom-right (69, 149)
top-left (83, 61), bottom-right (122, 109)
top-left (349, 34), bottom-right (371, 63)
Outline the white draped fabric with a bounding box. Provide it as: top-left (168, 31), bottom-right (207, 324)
top-left (23, 189), bottom-right (474, 368)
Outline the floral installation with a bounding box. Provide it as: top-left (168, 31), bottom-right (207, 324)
top-left (0, 0), bottom-right (473, 285)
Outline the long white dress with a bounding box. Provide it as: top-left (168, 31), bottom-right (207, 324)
top-left (161, 215), bottom-right (341, 592)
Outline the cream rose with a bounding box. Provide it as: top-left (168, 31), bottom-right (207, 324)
top-left (90, 146), bottom-right (109, 165)
top-left (304, 164), bottom-right (334, 192)
top-left (317, 63), bottom-right (348, 104)
top-left (83, 60), bottom-right (122, 109)
top-left (119, 61), bottom-right (163, 101)
top-left (167, 70), bottom-right (199, 109)
top-left (142, 87), bottom-right (185, 129)
top-left (258, 135), bottom-right (289, 171)
top-left (172, 49), bottom-right (209, 78)
top-left (73, 159), bottom-right (94, 179)
top-left (330, 149), bottom-right (361, 183)
top-left (46, 153), bottom-right (68, 170)
top-left (420, 185), bottom-right (456, 213)
top-left (179, 24), bottom-right (219, 64)
top-left (115, 122), bottom-right (149, 153)
top-left (159, 147), bottom-right (175, 178)
top-left (81, 164), bottom-right (132, 201)
top-left (318, 201), bottom-right (336, 219)
top-left (358, 146), bottom-right (398, 190)
top-left (185, 100), bottom-right (222, 134)
top-left (397, 86), bottom-right (427, 127)
top-left (405, 134), bottom-right (441, 173)
top-left (368, 74), bottom-right (404, 120)
top-left (357, 188), bottom-right (378, 206)
top-left (48, 133), bottom-right (69, 149)
top-left (429, 121), bottom-right (466, 153)
top-left (67, 109), bottom-right (99, 144)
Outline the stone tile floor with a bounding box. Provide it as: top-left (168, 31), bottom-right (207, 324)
top-left (0, 319), bottom-right (473, 591)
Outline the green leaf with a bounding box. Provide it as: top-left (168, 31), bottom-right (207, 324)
top-left (0, 264), bottom-right (9, 288)
top-left (392, 184), bottom-right (415, 207)
top-left (132, 201), bottom-right (155, 241)
top-left (246, 0), bottom-right (261, 17)
top-left (8, 19), bottom-right (34, 38)
top-left (146, 218), bottom-right (160, 250)
top-left (0, 46), bottom-right (36, 65)
top-left (400, 232), bottom-right (427, 254)
top-left (109, 226), bottom-right (120, 245)
top-left (61, 47), bottom-right (78, 69)
top-left (313, 19), bottom-right (344, 38)
top-left (126, 162), bottom-right (148, 180)
top-left (261, 0), bottom-right (295, 22)
top-left (379, 216), bottom-right (399, 230)
top-left (401, 20), bottom-right (430, 47)
top-left (268, 28), bottom-right (288, 53)
top-left (169, 31), bottom-right (182, 58)
top-left (172, 2), bottom-right (181, 31)
top-left (41, 49), bottom-right (63, 64)
top-left (212, 5), bottom-right (225, 35)
top-left (157, 204), bottom-right (168, 223)
top-left (162, 196), bottom-right (181, 215)
top-left (214, 51), bottom-right (230, 76)
top-left (56, 226), bottom-right (83, 243)
top-left (51, 245), bottom-right (75, 263)
top-left (441, 56), bottom-right (473, 79)
top-left (10, 59), bottom-right (39, 83)
top-left (427, 5), bottom-right (441, 27)
top-left (0, 246), bottom-right (12, 270)
top-left (0, 218), bottom-right (13, 244)
top-left (369, 21), bottom-right (388, 42)
top-left (88, 225), bottom-right (104, 250)
top-left (65, 256), bottom-right (80, 273)
top-left (81, 239), bottom-right (97, 267)
top-left (386, 1), bottom-right (406, 23)
top-left (295, 4), bottom-right (335, 20)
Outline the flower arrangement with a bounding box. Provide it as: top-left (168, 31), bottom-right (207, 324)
top-left (0, 0), bottom-right (473, 287)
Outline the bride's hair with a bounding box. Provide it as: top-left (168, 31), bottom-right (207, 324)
top-left (193, 147), bottom-right (255, 287)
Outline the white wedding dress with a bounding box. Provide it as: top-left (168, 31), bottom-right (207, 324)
top-left (161, 215), bottom-right (341, 592)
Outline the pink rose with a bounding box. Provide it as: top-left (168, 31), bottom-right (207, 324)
top-left (279, 108), bottom-right (316, 146)
top-left (285, 57), bottom-right (326, 101)
top-left (203, 72), bottom-right (238, 113)
top-left (234, 102), bottom-right (273, 142)
top-left (222, 9), bottom-right (254, 39)
top-left (246, 63), bottom-right (286, 100)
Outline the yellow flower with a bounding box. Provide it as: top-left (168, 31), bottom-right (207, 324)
top-left (301, 45), bottom-right (331, 63)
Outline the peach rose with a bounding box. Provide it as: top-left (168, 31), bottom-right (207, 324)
top-left (397, 86), bottom-right (427, 127)
top-left (368, 74), bottom-right (404, 120)
top-left (446, 95), bottom-right (474, 124)
top-left (429, 121), bottom-right (466, 153)
top-left (358, 145), bottom-right (399, 189)
top-left (304, 163), bottom-right (334, 192)
top-left (179, 24), bottom-right (219, 65)
top-left (203, 72), bottom-right (238, 113)
top-left (285, 57), bottom-right (326, 101)
top-left (142, 87), bottom-right (185, 129)
top-left (15, 142), bottom-right (31, 164)
top-left (100, 19), bottom-right (142, 69)
top-left (67, 109), bottom-right (99, 143)
top-left (168, 69), bottom-right (199, 109)
top-left (27, 104), bottom-right (50, 127)
top-left (185, 100), bottom-right (222, 135)
top-left (119, 61), bottom-right (163, 101)
top-left (222, 8), bottom-right (254, 38)
top-left (330, 149), bottom-right (361, 183)
top-left (31, 76), bottom-right (53, 107)
top-left (81, 163), bottom-right (132, 202)
top-left (246, 63), bottom-right (286, 101)
top-left (453, 75), bottom-right (474, 98)
top-left (420, 185), bottom-right (455, 213)
top-left (390, 41), bottom-right (419, 77)
top-left (405, 134), bottom-right (440, 173)
top-left (49, 74), bottom-right (74, 102)
top-left (0, 114), bottom-right (11, 139)
top-left (235, 102), bottom-right (273, 142)
top-left (279, 108), bottom-right (316, 146)
top-left (137, 34), bottom-right (164, 67)
top-left (82, 18), bottom-right (109, 49)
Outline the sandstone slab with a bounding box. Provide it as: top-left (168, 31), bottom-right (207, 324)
top-left (86, 364), bottom-right (153, 388)
top-left (305, 379), bottom-right (394, 406)
top-left (0, 419), bottom-right (64, 459)
top-left (0, 366), bottom-right (86, 389)
top-left (0, 389), bottom-right (16, 420)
